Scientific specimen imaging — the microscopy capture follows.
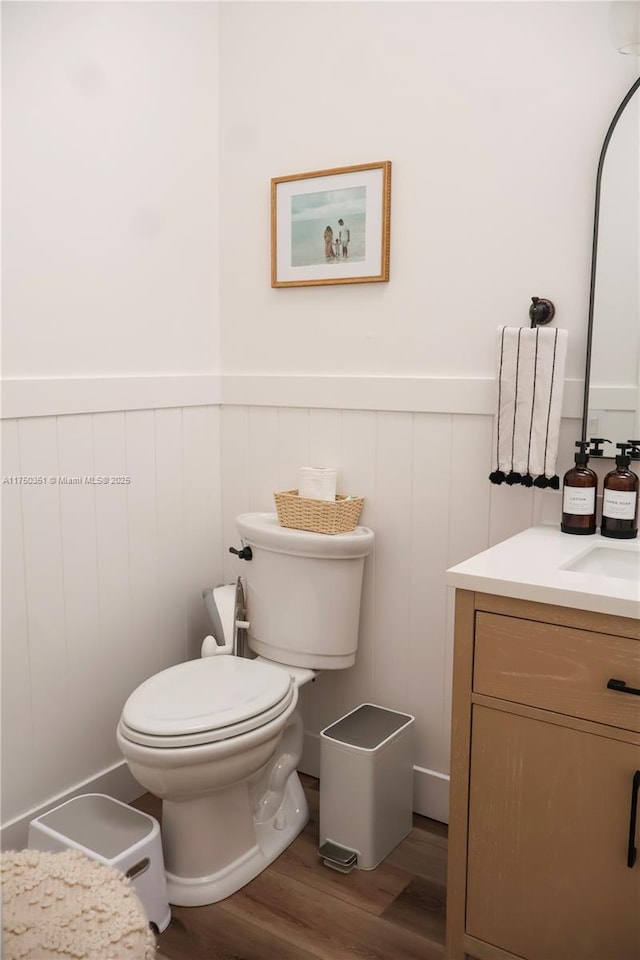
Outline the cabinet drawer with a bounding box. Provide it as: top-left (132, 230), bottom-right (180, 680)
top-left (474, 612), bottom-right (640, 732)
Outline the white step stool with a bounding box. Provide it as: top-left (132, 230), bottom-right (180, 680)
top-left (28, 793), bottom-right (171, 933)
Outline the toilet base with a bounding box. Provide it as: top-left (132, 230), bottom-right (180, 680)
top-left (164, 770), bottom-right (308, 906)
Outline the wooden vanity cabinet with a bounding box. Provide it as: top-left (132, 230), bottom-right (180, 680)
top-left (446, 591), bottom-right (640, 960)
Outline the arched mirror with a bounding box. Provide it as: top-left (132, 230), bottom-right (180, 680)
top-left (581, 75), bottom-right (640, 457)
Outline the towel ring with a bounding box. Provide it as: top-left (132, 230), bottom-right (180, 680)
top-left (529, 297), bottom-right (555, 327)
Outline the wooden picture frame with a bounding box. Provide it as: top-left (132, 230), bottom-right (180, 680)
top-left (271, 161), bottom-right (391, 288)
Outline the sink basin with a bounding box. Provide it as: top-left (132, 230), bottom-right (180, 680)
top-left (564, 546), bottom-right (640, 581)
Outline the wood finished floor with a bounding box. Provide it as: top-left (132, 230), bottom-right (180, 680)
top-left (132, 775), bottom-right (447, 960)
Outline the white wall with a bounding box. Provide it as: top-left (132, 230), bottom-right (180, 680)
top-left (2, 1), bottom-right (637, 842)
top-left (218, 1), bottom-right (638, 381)
top-left (2, 1), bottom-right (220, 379)
top-left (216, 0), bottom-right (638, 820)
top-left (1, 2), bottom-right (223, 845)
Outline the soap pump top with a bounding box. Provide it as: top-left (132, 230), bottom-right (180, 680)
top-left (626, 440), bottom-right (640, 461)
top-left (572, 440), bottom-right (592, 465)
top-left (612, 442), bottom-right (635, 469)
top-left (588, 438), bottom-right (609, 457)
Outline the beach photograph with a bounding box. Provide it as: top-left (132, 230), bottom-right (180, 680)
top-left (271, 161), bottom-right (390, 287)
top-left (290, 185), bottom-right (366, 268)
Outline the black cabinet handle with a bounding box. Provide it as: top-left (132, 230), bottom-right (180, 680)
top-left (607, 678), bottom-right (640, 697)
top-left (628, 771), bottom-right (640, 868)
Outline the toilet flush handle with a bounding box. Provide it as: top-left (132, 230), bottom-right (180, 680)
top-left (229, 545), bottom-right (253, 561)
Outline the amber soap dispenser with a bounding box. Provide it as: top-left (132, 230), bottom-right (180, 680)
top-left (561, 441), bottom-right (597, 535)
top-left (601, 443), bottom-right (639, 540)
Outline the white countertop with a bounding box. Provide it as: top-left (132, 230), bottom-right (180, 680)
top-left (446, 525), bottom-right (640, 620)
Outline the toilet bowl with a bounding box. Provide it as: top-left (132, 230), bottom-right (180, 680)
top-left (117, 512), bottom-right (374, 907)
top-left (117, 656), bottom-right (306, 906)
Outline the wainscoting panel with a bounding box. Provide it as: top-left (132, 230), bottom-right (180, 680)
top-left (57, 414), bottom-right (114, 788)
top-left (371, 411), bottom-right (415, 710)
top-left (408, 414), bottom-right (454, 778)
top-left (155, 408), bottom-right (189, 673)
top-left (1, 406), bottom-right (223, 836)
top-left (18, 415), bottom-right (75, 804)
top-left (1, 419), bottom-right (36, 822)
top-left (92, 411), bottom-right (138, 769)
top-left (221, 404), bottom-right (575, 821)
top-left (183, 406), bottom-right (223, 661)
top-left (1, 387), bottom-right (578, 837)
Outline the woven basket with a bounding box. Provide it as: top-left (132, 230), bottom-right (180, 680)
top-left (274, 490), bottom-right (364, 535)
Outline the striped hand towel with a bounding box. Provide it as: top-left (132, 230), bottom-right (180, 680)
top-left (489, 325), bottom-right (568, 488)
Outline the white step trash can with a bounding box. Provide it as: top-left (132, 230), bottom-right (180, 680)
top-left (28, 793), bottom-right (171, 932)
top-left (319, 703), bottom-right (415, 873)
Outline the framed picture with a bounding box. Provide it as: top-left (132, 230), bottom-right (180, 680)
top-left (271, 161), bottom-right (391, 288)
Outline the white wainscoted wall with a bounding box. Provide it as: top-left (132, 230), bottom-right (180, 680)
top-left (1, 0), bottom-right (223, 848)
top-left (0, 376), bottom-right (580, 848)
top-left (213, 0), bottom-right (635, 822)
top-left (2, 0), bottom-right (636, 846)
top-left (218, 383), bottom-right (582, 822)
top-left (1, 403), bottom-right (223, 848)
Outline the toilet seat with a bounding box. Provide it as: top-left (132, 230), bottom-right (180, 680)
top-left (119, 656), bottom-right (295, 749)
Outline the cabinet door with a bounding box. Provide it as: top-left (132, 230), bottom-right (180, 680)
top-left (467, 706), bottom-right (640, 960)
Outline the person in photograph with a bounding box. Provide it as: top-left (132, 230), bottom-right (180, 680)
top-left (338, 218), bottom-right (350, 258)
top-left (323, 224), bottom-right (335, 260)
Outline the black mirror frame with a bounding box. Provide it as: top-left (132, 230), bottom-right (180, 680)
top-left (581, 75), bottom-right (640, 445)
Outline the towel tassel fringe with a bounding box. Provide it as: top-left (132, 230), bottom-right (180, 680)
top-left (490, 472), bottom-right (561, 489)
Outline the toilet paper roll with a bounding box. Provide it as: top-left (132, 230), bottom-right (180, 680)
top-left (298, 466), bottom-right (337, 501)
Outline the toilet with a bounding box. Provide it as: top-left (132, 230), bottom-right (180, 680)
top-left (117, 512), bottom-right (374, 907)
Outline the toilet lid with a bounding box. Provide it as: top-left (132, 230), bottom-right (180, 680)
top-left (121, 657), bottom-right (294, 745)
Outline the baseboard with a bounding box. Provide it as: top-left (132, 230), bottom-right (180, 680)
top-left (1, 761), bottom-right (144, 852)
top-left (299, 730), bottom-right (322, 779)
top-left (3, 747), bottom-right (450, 851)
top-left (412, 764), bottom-right (450, 824)
top-left (299, 731), bottom-right (449, 824)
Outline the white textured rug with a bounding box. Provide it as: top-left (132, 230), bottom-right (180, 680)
top-left (1, 848), bottom-right (157, 960)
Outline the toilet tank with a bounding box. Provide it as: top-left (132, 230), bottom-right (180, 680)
top-left (235, 513), bottom-right (374, 670)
